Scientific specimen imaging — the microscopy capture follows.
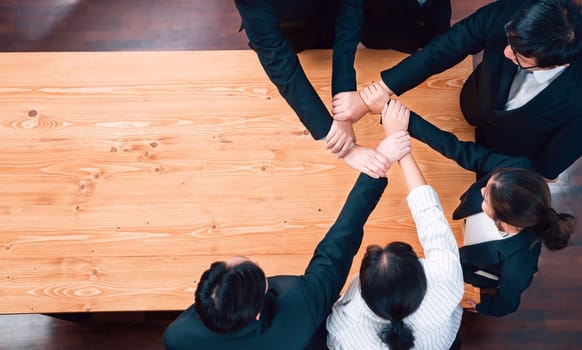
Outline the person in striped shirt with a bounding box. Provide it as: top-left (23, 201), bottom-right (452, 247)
top-left (326, 100), bottom-right (464, 350)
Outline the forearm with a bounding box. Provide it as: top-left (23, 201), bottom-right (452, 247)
top-left (398, 154), bottom-right (427, 191)
top-left (407, 185), bottom-right (461, 263)
top-left (380, 0), bottom-right (496, 95)
top-left (408, 111), bottom-right (535, 174)
top-left (331, 0), bottom-right (365, 95)
top-left (236, 4), bottom-right (332, 139)
top-left (305, 174), bottom-right (387, 290)
top-left (301, 174), bottom-right (387, 322)
top-left (476, 290), bottom-right (521, 317)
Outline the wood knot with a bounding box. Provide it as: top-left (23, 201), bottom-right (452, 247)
top-left (150, 142), bottom-right (158, 148)
top-left (110, 147), bottom-right (118, 152)
top-left (28, 110), bottom-right (38, 117)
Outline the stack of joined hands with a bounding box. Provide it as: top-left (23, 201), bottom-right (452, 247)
top-left (326, 81), bottom-right (405, 179)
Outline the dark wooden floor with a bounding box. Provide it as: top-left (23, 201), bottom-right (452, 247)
top-left (0, 1), bottom-right (580, 349)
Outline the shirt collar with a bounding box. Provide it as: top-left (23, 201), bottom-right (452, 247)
top-left (530, 65), bottom-right (568, 83)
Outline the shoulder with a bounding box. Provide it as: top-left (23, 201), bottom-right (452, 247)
top-left (327, 278), bottom-right (384, 348)
top-left (164, 305), bottom-right (207, 348)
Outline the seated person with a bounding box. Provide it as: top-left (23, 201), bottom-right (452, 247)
top-left (326, 100), bottom-right (464, 349)
top-left (162, 132), bottom-right (411, 349)
top-left (234, 0), bottom-right (451, 179)
top-left (391, 100), bottom-right (576, 316)
top-left (335, 0), bottom-right (582, 180)
top-left (360, 0), bottom-right (451, 54)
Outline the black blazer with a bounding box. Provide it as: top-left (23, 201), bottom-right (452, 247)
top-left (382, 0), bottom-right (582, 179)
top-left (163, 174), bottom-right (387, 350)
top-left (409, 112), bottom-right (542, 317)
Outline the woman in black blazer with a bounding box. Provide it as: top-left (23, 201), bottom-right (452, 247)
top-left (384, 100), bottom-right (576, 317)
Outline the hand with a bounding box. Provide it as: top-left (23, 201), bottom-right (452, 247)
top-left (343, 145), bottom-right (390, 179)
top-left (376, 131), bottom-right (411, 163)
top-left (325, 120), bottom-right (356, 158)
top-left (331, 91), bottom-right (369, 123)
top-left (360, 82), bottom-right (390, 114)
top-left (381, 99), bottom-right (410, 136)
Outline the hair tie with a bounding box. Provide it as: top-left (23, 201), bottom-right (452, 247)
top-left (391, 319), bottom-right (404, 334)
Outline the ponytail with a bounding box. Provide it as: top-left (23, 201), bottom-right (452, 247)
top-left (539, 208), bottom-right (575, 251)
top-left (379, 319), bottom-right (415, 350)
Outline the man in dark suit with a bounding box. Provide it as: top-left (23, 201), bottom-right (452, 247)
top-left (335, 0), bottom-right (582, 180)
top-left (234, 0), bottom-right (450, 179)
top-left (361, 0), bottom-right (451, 53)
top-left (163, 172), bottom-right (393, 349)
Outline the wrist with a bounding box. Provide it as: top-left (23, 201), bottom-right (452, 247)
top-left (377, 80), bottom-right (393, 96)
top-left (358, 91), bottom-right (372, 112)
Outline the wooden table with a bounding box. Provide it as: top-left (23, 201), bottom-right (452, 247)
top-left (0, 49), bottom-right (474, 313)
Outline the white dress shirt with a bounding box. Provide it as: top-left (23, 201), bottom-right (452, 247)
top-left (326, 185), bottom-right (464, 350)
top-left (463, 212), bottom-right (511, 246)
top-left (504, 65), bottom-right (567, 111)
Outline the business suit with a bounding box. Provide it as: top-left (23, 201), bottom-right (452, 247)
top-left (234, 0), bottom-right (451, 141)
top-left (408, 112), bottom-right (542, 317)
top-left (163, 174), bottom-right (387, 350)
top-left (382, 0), bottom-right (582, 179)
top-left (361, 0), bottom-right (451, 53)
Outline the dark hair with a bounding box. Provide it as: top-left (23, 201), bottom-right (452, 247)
top-left (359, 242), bottom-right (427, 350)
top-left (506, 0), bottom-right (582, 67)
top-left (194, 260), bottom-right (267, 333)
top-left (489, 168), bottom-right (576, 250)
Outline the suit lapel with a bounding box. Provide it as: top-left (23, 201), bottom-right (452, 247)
top-left (497, 59), bottom-right (517, 109)
top-left (518, 61), bottom-right (580, 112)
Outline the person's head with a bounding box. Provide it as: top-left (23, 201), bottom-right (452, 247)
top-left (359, 242), bottom-right (427, 350)
top-left (194, 257), bottom-right (267, 334)
top-left (503, 0), bottom-right (582, 70)
top-left (481, 168), bottom-right (576, 250)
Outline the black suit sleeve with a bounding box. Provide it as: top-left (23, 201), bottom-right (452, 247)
top-left (234, 0), bottom-right (331, 140)
top-left (301, 174), bottom-right (387, 325)
top-left (532, 117), bottom-right (582, 179)
top-left (332, 0), bottom-right (365, 95)
top-left (380, 0), bottom-right (501, 95)
top-left (476, 245), bottom-right (540, 317)
top-left (408, 111), bottom-right (534, 174)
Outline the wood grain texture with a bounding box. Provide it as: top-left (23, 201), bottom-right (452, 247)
top-left (0, 49), bottom-right (473, 313)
